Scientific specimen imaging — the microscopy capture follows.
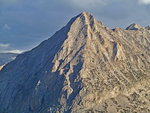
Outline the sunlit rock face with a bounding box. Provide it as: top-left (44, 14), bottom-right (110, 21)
top-left (0, 12), bottom-right (150, 113)
top-left (0, 65), bottom-right (4, 70)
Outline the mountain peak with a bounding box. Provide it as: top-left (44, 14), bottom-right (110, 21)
top-left (64, 12), bottom-right (104, 39)
top-left (0, 12), bottom-right (150, 113)
top-left (78, 12), bottom-right (93, 18)
top-left (126, 23), bottom-right (142, 30)
top-left (73, 12), bottom-right (96, 25)
top-left (66, 12), bottom-right (94, 28)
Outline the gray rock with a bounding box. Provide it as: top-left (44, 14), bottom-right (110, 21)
top-left (145, 25), bottom-right (150, 30)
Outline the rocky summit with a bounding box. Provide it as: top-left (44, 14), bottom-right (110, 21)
top-left (0, 12), bottom-right (150, 113)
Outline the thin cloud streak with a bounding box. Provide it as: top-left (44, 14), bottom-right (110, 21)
top-left (138, 0), bottom-right (150, 4)
top-left (4, 49), bottom-right (23, 54)
top-left (0, 43), bottom-right (10, 48)
top-left (0, 43), bottom-right (23, 53)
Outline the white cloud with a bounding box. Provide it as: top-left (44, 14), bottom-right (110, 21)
top-left (3, 24), bottom-right (11, 30)
top-left (0, 49), bottom-right (24, 54)
top-left (0, 43), bottom-right (10, 48)
top-left (138, 0), bottom-right (150, 5)
top-left (0, 43), bottom-right (23, 53)
top-left (5, 50), bottom-right (23, 54)
top-left (0, 43), bottom-right (10, 53)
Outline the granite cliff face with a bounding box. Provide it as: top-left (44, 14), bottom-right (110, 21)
top-left (0, 12), bottom-right (150, 113)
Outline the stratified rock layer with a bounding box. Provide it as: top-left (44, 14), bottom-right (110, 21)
top-left (0, 12), bottom-right (150, 113)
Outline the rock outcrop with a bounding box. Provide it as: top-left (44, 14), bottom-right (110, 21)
top-left (145, 25), bottom-right (150, 30)
top-left (0, 12), bottom-right (150, 113)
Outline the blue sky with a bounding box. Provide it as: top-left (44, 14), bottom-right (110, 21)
top-left (0, 0), bottom-right (150, 53)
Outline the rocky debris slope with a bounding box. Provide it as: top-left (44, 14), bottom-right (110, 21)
top-left (0, 12), bottom-right (150, 113)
